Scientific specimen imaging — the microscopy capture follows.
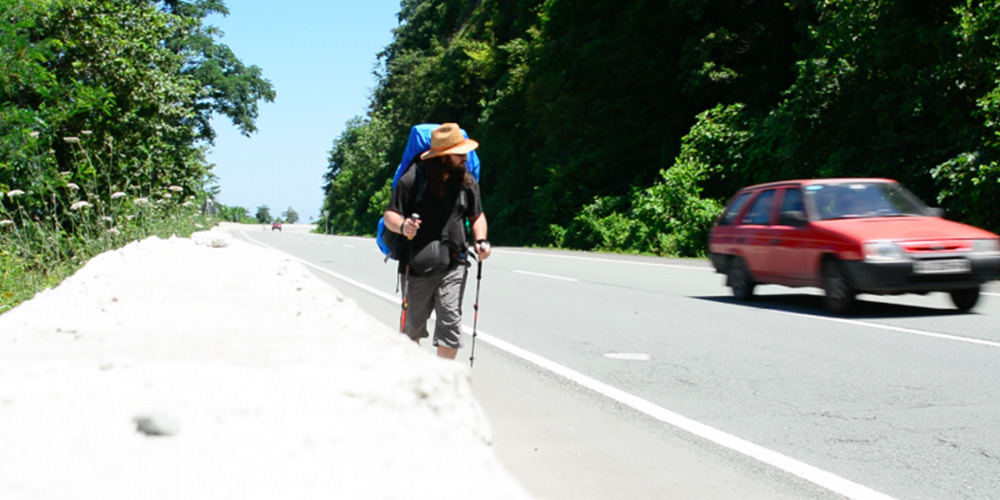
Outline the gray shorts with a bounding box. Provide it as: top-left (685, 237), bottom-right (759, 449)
top-left (403, 261), bottom-right (469, 349)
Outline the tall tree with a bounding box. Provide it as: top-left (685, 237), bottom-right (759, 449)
top-left (255, 205), bottom-right (271, 223)
top-left (1, 0), bottom-right (274, 230)
top-left (282, 207), bottom-right (299, 224)
top-left (160, 0), bottom-right (276, 143)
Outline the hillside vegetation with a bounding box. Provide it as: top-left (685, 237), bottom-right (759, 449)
top-left (0, 0), bottom-right (274, 312)
top-left (321, 0), bottom-right (1000, 256)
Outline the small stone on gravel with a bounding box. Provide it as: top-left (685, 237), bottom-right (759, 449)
top-left (133, 412), bottom-right (180, 436)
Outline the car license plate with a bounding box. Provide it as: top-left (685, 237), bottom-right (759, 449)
top-left (913, 259), bottom-right (971, 274)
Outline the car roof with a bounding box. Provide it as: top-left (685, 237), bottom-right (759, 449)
top-left (738, 178), bottom-right (898, 191)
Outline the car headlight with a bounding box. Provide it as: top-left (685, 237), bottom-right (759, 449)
top-left (971, 239), bottom-right (1000, 255)
top-left (863, 241), bottom-right (908, 262)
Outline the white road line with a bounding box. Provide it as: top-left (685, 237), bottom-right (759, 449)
top-left (513, 270), bottom-right (579, 282)
top-left (472, 332), bottom-right (898, 500)
top-left (242, 230), bottom-right (396, 303)
top-left (604, 353), bottom-right (651, 361)
top-left (239, 229), bottom-right (898, 500)
top-left (500, 249), bottom-right (713, 271)
top-left (767, 309), bottom-right (1000, 348)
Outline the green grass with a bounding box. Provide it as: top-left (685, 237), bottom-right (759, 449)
top-left (0, 207), bottom-right (222, 315)
top-left (1, 135), bottom-right (224, 315)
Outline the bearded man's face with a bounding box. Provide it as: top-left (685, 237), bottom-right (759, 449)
top-left (445, 154), bottom-right (467, 176)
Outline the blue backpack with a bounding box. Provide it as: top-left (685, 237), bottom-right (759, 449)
top-left (376, 123), bottom-right (481, 259)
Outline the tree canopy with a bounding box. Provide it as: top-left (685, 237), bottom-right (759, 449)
top-left (1, 0), bottom-right (274, 230)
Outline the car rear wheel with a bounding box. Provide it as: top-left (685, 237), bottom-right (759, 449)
top-left (949, 287), bottom-right (980, 312)
top-left (728, 257), bottom-right (755, 301)
top-left (822, 260), bottom-right (856, 315)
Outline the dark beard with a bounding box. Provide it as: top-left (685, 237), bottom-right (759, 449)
top-left (425, 158), bottom-right (466, 196)
top-left (447, 162), bottom-right (467, 187)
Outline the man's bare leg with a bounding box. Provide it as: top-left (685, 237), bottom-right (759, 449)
top-left (436, 346), bottom-right (458, 359)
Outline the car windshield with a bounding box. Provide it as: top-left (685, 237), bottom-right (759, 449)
top-left (804, 182), bottom-right (930, 221)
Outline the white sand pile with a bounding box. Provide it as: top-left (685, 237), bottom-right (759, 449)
top-left (0, 229), bottom-right (530, 499)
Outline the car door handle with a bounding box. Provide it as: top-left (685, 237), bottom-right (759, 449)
top-left (770, 239), bottom-right (782, 245)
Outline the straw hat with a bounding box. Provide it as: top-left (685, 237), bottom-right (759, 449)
top-left (420, 123), bottom-right (479, 160)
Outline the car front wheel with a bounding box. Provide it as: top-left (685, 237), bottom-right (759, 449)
top-left (728, 257), bottom-right (755, 301)
top-left (949, 287), bottom-right (980, 312)
top-left (822, 260), bottom-right (856, 315)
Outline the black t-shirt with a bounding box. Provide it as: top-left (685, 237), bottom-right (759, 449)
top-left (387, 164), bottom-right (482, 255)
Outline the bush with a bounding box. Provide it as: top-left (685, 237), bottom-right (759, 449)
top-left (555, 161), bottom-right (723, 257)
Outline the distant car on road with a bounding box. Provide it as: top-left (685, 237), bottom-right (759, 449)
top-left (708, 178), bottom-right (1000, 314)
top-left (272, 221), bottom-right (282, 231)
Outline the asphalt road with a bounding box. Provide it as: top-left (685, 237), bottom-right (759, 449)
top-left (231, 224), bottom-right (1000, 500)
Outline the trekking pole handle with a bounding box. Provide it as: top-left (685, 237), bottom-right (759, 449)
top-left (404, 213), bottom-right (420, 240)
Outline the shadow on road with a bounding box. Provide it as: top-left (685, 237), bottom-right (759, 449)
top-left (694, 293), bottom-right (971, 319)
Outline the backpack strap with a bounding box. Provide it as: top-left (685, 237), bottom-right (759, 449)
top-left (410, 162), bottom-right (427, 211)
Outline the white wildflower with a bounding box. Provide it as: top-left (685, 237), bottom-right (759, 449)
top-left (162, 193), bottom-right (172, 199)
top-left (7, 189), bottom-right (25, 198)
top-left (168, 185), bottom-right (183, 192)
top-left (67, 183), bottom-right (80, 190)
top-left (81, 130), bottom-right (93, 136)
top-left (63, 136), bottom-right (80, 143)
top-left (110, 191), bottom-right (126, 199)
top-left (0, 220), bottom-right (14, 226)
top-left (194, 223), bottom-right (204, 229)
top-left (29, 131), bottom-right (39, 138)
top-left (60, 171), bottom-right (71, 177)
top-left (101, 216), bottom-right (113, 222)
top-left (134, 197), bottom-right (149, 205)
top-left (182, 201), bottom-right (193, 207)
top-left (70, 201), bottom-right (90, 210)
top-left (126, 215), bottom-right (135, 221)
top-left (108, 228), bottom-right (120, 236)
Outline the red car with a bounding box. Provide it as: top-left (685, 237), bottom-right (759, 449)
top-left (271, 221), bottom-right (282, 231)
top-left (708, 178), bottom-right (1000, 313)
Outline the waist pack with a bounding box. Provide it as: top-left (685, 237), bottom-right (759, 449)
top-left (409, 240), bottom-right (451, 276)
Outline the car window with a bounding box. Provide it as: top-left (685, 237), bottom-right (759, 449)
top-left (717, 191), bottom-right (753, 226)
top-left (740, 189), bottom-right (776, 225)
top-left (778, 187), bottom-right (805, 224)
top-left (806, 182), bottom-right (929, 220)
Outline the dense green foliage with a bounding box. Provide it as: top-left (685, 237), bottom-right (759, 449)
top-left (1, 0), bottom-right (274, 312)
top-left (324, 0), bottom-right (1000, 257)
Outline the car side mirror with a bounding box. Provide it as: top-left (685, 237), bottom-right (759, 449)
top-left (927, 207), bottom-right (945, 218)
top-left (780, 210), bottom-right (808, 226)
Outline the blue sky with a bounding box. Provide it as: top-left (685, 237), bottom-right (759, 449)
top-left (205, 1), bottom-right (401, 222)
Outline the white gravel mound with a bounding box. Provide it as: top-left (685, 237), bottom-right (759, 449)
top-left (0, 229), bottom-right (530, 499)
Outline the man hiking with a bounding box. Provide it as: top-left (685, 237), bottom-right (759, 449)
top-left (383, 123), bottom-right (491, 360)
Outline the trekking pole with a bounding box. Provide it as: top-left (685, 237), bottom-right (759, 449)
top-left (400, 213), bottom-right (419, 333)
top-left (469, 240), bottom-right (488, 367)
